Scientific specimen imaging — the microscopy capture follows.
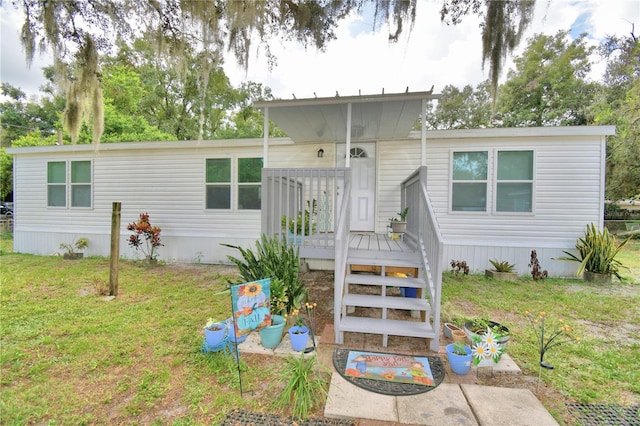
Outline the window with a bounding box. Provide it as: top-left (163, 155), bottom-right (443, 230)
top-left (47, 160), bottom-right (93, 208)
top-left (47, 161), bottom-right (66, 207)
top-left (451, 151), bottom-right (488, 211)
top-left (71, 161), bottom-right (92, 207)
top-left (496, 151), bottom-right (533, 212)
top-left (237, 157), bottom-right (262, 210)
top-left (206, 158), bottom-right (231, 209)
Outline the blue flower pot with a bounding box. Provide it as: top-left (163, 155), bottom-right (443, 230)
top-left (288, 326), bottom-right (309, 352)
top-left (446, 343), bottom-right (472, 375)
top-left (204, 323), bottom-right (226, 346)
top-left (226, 319), bottom-right (248, 344)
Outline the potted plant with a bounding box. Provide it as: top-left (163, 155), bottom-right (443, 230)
top-left (259, 314), bottom-right (286, 349)
top-left (560, 223), bottom-right (630, 283)
top-left (389, 207), bottom-right (408, 234)
top-left (446, 342), bottom-right (473, 375)
top-left (485, 259), bottom-right (517, 281)
top-left (60, 237), bottom-right (89, 259)
top-left (287, 308), bottom-right (310, 352)
top-left (203, 317), bottom-right (226, 347)
top-left (464, 317), bottom-right (510, 348)
top-left (281, 199), bottom-right (317, 239)
top-left (127, 212), bottom-right (163, 264)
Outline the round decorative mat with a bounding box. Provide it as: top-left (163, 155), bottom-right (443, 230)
top-left (332, 348), bottom-right (445, 396)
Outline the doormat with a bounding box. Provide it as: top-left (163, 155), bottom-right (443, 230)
top-left (333, 348), bottom-right (445, 396)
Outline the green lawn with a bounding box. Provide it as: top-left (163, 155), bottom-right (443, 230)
top-left (1, 235), bottom-right (639, 424)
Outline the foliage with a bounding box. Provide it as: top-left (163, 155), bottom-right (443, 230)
top-left (274, 354), bottom-right (328, 420)
top-left (489, 259), bottom-right (515, 273)
top-left (450, 260), bottom-right (469, 275)
top-left (390, 207), bottom-right (408, 222)
top-left (59, 237), bottom-right (89, 255)
top-left (127, 213), bottom-right (163, 261)
top-left (452, 341), bottom-right (468, 356)
top-left (560, 223), bottom-right (630, 279)
top-left (467, 317), bottom-right (510, 337)
top-left (528, 250), bottom-right (548, 280)
top-left (281, 200), bottom-right (317, 235)
top-left (496, 31), bottom-right (598, 126)
top-left (222, 234), bottom-right (306, 315)
top-left (423, 82), bottom-right (492, 130)
top-left (524, 311), bottom-right (579, 368)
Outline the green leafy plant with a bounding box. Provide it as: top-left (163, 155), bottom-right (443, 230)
top-left (489, 259), bottom-right (515, 273)
top-left (560, 223), bottom-right (630, 279)
top-left (390, 207), bottom-right (408, 222)
top-left (59, 237), bottom-right (89, 255)
top-left (281, 199), bottom-right (317, 235)
top-left (274, 354), bottom-right (328, 420)
top-left (127, 213), bottom-right (163, 261)
top-left (222, 234), bottom-right (306, 315)
top-left (452, 341), bottom-right (468, 355)
top-left (468, 317), bottom-right (510, 337)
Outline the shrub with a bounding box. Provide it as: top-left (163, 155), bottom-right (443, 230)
top-left (222, 234), bottom-right (306, 315)
top-left (561, 223), bottom-right (630, 279)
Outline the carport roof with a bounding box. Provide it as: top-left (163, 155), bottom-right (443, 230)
top-left (254, 90), bottom-right (440, 143)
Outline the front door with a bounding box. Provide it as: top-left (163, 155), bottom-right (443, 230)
top-left (337, 143), bottom-right (376, 231)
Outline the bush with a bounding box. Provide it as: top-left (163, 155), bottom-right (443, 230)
top-left (222, 234), bottom-right (306, 315)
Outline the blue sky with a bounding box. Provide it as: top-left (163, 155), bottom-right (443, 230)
top-left (1, 1), bottom-right (639, 100)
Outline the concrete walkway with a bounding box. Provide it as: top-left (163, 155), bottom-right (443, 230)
top-left (237, 325), bottom-right (559, 425)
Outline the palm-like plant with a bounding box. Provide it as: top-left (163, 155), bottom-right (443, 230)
top-left (561, 223), bottom-right (630, 279)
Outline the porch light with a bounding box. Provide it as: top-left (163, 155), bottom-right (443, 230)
top-left (317, 148), bottom-right (324, 158)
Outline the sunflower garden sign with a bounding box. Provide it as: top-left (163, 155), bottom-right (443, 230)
top-left (230, 278), bottom-right (271, 339)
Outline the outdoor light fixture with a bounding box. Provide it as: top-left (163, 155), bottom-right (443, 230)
top-left (317, 148), bottom-right (324, 158)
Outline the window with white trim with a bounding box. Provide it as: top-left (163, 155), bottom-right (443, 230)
top-left (47, 160), bottom-right (92, 208)
top-left (205, 157), bottom-right (263, 210)
top-left (206, 158), bottom-right (231, 209)
top-left (237, 157), bottom-right (262, 210)
top-left (451, 151), bottom-right (488, 211)
top-left (47, 161), bottom-right (66, 207)
top-left (495, 150), bottom-right (533, 212)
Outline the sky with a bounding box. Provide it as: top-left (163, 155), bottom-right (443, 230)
top-left (1, 0), bottom-right (639, 100)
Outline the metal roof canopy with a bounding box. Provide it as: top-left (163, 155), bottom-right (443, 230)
top-left (254, 90), bottom-right (440, 143)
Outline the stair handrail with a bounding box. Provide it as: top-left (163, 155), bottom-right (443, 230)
top-left (333, 173), bottom-right (351, 344)
top-left (401, 166), bottom-right (444, 352)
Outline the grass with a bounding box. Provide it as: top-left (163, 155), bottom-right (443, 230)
top-left (1, 234), bottom-right (639, 424)
top-left (442, 240), bottom-right (640, 411)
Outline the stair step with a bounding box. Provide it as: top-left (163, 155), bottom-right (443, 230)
top-left (346, 273), bottom-right (424, 288)
top-left (343, 294), bottom-right (430, 311)
top-left (348, 253), bottom-right (421, 268)
top-left (339, 317), bottom-right (436, 339)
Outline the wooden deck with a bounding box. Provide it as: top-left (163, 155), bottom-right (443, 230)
top-left (348, 233), bottom-right (414, 253)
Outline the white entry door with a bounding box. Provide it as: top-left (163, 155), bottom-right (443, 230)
top-left (337, 143), bottom-right (376, 232)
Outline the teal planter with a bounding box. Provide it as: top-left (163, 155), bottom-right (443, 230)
top-left (446, 343), bottom-right (472, 375)
top-left (226, 319), bottom-right (248, 344)
top-left (288, 326), bottom-right (309, 352)
top-left (259, 315), bottom-right (286, 349)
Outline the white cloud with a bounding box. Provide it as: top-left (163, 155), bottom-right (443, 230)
top-left (1, 1), bottom-right (638, 99)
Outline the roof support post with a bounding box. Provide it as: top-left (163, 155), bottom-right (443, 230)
top-left (421, 98), bottom-right (427, 167)
top-left (346, 102), bottom-right (352, 168)
top-left (263, 106), bottom-right (269, 167)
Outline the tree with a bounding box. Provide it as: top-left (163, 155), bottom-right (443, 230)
top-left (13, 0), bottom-right (535, 142)
top-left (422, 82), bottom-right (492, 130)
top-left (496, 31), bottom-right (599, 127)
top-left (593, 32), bottom-right (640, 200)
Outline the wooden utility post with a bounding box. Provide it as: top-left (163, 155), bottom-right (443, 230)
top-left (109, 202), bottom-right (121, 296)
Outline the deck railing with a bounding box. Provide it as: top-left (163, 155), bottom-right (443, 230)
top-left (333, 177), bottom-right (351, 344)
top-left (261, 168), bottom-right (350, 253)
top-left (401, 166), bottom-right (444, 351)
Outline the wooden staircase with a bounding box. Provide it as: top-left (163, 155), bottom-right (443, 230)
top-left (337, 248), bottom-right (437, 347)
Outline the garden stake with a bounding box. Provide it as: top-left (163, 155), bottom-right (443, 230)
top-left (228, 287), bottom-right (247, 397)
top-left (304, 303), bottom-right (317, 353)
